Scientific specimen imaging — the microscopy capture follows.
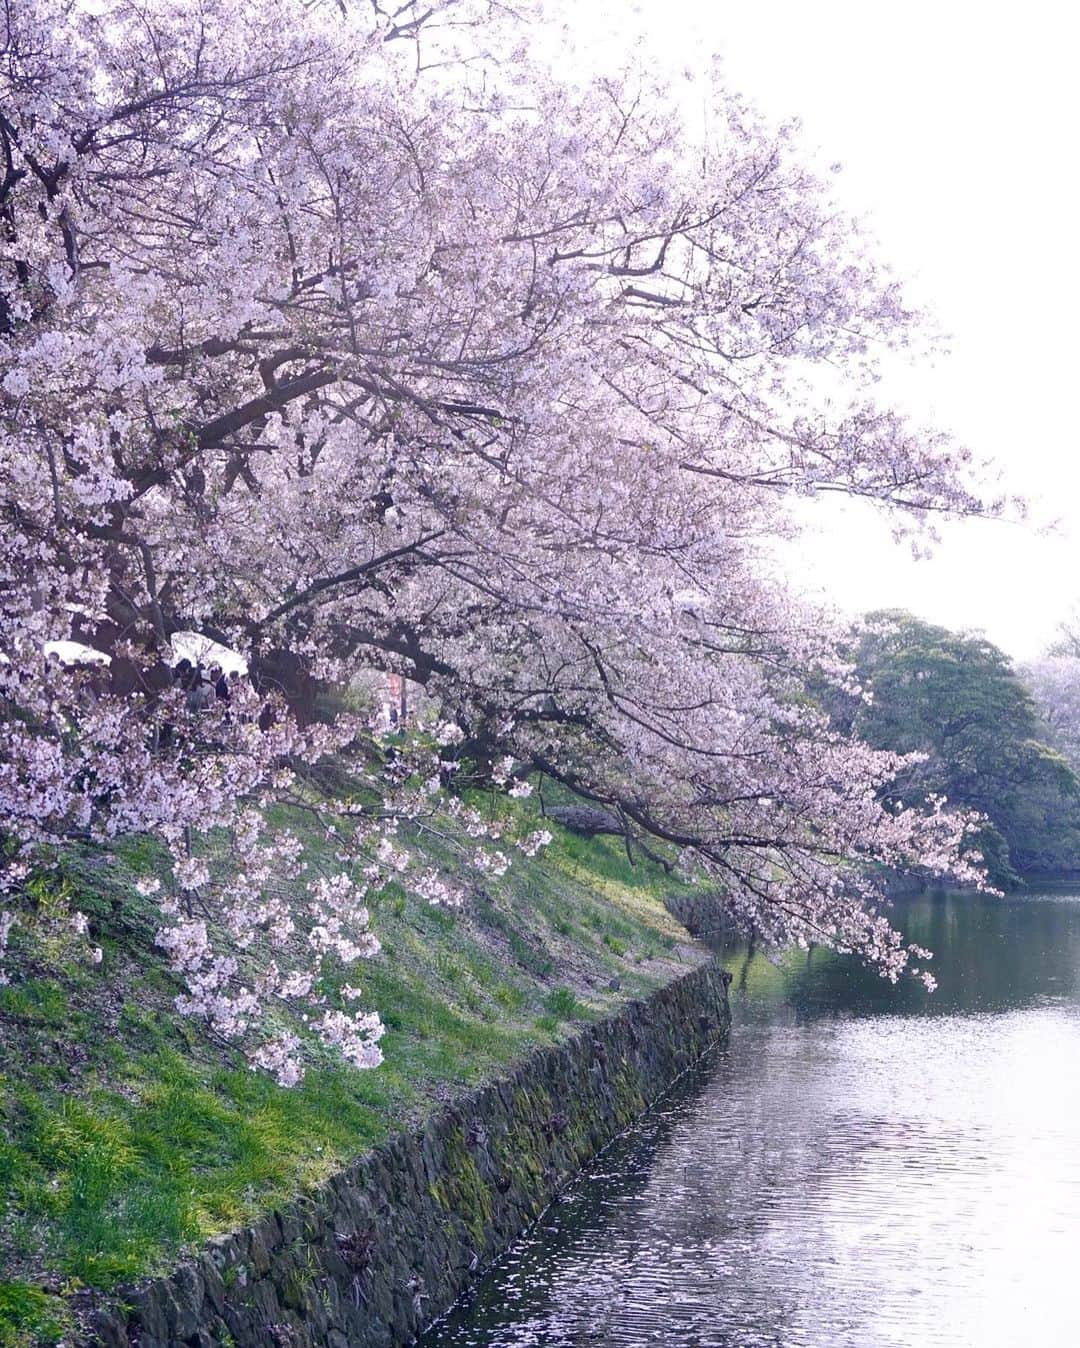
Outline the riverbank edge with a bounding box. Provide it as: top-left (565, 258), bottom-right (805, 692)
top-left (84, 958), bottom-right (731, 1348)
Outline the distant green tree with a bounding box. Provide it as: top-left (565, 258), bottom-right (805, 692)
top-left (839, 612), bottom-right (1079, 886)
top-left (1023, 655), bottom-right (1080, 769)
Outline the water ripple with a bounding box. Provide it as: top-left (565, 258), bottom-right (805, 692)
top-left (422, 894), bottom-right (1080, 1348)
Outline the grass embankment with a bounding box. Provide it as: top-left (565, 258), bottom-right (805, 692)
top-left (0, 794), bottom-right (700, 1345)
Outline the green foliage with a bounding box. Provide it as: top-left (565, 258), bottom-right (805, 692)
top-left (0, 1283), bottom-right (72, 1348)
top-left (546, 987), bottom-right (579, 1019)
top-left (844, 612), bottom-right (1080, 885)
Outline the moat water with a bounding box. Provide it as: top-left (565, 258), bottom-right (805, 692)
top-left (421, 889), bottom-right (1080, 1347)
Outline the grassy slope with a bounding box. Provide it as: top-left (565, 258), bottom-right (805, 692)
top-left (0, 797), bottom-right (700, 1346)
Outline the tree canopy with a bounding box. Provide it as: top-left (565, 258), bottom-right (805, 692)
top-left (842, 613), bottom-right (1079, 886)
top-left (1, 0), bottom-right (1002, 1076)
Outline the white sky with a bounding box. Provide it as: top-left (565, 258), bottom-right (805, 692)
top-left (570, 0), bottom-right (1080, 658)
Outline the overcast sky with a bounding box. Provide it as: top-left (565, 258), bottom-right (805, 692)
top-left (570, 0), bottom-right (1079, 658)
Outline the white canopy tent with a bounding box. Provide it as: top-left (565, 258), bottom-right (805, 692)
top-left (169, 632), bottom-right (248, 676)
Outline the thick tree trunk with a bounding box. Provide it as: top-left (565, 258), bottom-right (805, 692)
top-left (249, 648), bottom-right (320, 726)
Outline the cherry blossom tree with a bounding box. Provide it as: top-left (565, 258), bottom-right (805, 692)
top-left (1, 0), bottom-right (1000, 1074)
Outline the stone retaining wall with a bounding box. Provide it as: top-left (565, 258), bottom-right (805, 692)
top-left (87, 960), bottom-right (730, 1348)
top-left (663, 889), bottom-right (732, 944)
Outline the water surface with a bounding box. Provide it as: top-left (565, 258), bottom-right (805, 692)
top-left (422, 890), bottom-right (1080, 1348)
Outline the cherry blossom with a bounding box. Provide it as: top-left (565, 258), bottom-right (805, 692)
top-left (0, 0), bottom-right (1001, 1075)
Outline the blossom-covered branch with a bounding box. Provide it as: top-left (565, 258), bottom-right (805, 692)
top-left (1, 0), bottom-right (999, 1072)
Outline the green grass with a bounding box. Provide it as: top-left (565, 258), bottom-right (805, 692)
top-left (545, 986), bottom-right (579, 1019)
top-left (0, 1282), bottom-right (73, 1348)
top-left (0, 786), bottom-right (702, 1342)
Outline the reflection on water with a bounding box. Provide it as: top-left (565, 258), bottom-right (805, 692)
top-left (421, 892), bottom-right (1080, 1347)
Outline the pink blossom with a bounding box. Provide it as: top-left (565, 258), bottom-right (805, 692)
top-left (0, 0), bottom-right (1003, 1080)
